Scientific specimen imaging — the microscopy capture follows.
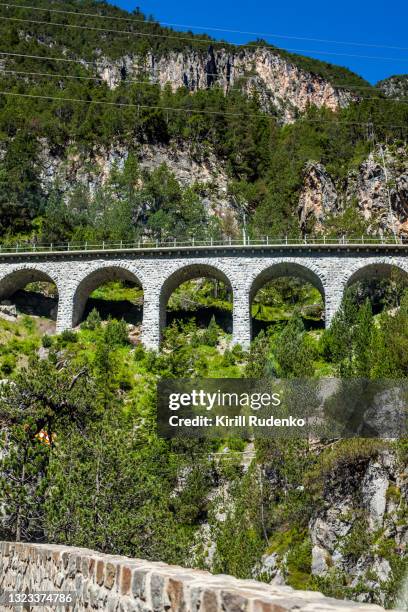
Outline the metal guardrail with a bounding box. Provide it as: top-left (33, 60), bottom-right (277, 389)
top-left (0, 235), bottom-right (407, 254)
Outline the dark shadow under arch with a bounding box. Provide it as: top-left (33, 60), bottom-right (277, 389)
top-left (0, 268), bottom-right (59, 321)
top-left (250, 262), bottom-right (325, 302)
top-left (159, 263), bottom-right (233, 336)
top-left (249, 262), bottom-right (325, 338)
top-left (72, 266), bottom-right (143, 327)
top-left (346, 263), bottom-right (408, 288)
top-left (345, 263), bottom-right (408, 314)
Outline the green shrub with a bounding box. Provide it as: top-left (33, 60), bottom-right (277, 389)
top-left (221, 349), bottom-right (235, 367)
top-left (190, 331), bottom-right (200, 348)
top-left (104, 319), bottom-right (129, 347)
top-left (286, 535), bottom-right (313, 589)
top-left (81, 308), bottom-right (101, 331)
top-left (59, 330), bottom-right (78, 344)
top-left (202, 316), bottom-right (220, 347)
top-left (340, 518), bottom-right (372, 561)
top-left (22, 316), bottom-right (35, 332)
top-left (42, 334), bottom-right (53, 348)
top-left (1, 354), bottom-right (16, 375)
top-left (231, 344), bottom-right (245, 361)
top-left (226, 438), bottom-right (247, 452)
top-left (144, 350), bottom-right (159, 371)
top-left (133, 344), bottom-right (145, 362)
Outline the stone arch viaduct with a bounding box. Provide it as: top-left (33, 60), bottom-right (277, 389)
top-left (0, 243), bottom-right (407, 350)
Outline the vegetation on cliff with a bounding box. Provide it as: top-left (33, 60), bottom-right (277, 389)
top-left (0, 1), bottom-right (407, 240)
top-left (0, 2), bottom-right (408, 608)
top-left (0, 276), bottom-right (407, 607)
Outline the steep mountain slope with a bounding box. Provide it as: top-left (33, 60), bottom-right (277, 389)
top-left (96, 46), bottom-right (358, 123)
top-left (0, 0), bottom-right (407, 242)
top-left (0, 0), bottom-right (369, 124)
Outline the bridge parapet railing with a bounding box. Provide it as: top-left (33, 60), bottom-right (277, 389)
top-left (0, 235), bottom-right (406, 254)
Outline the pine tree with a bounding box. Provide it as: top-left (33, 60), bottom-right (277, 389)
top-left (353, 300), bottom-right (373, 377)
top-left (203, 315), bottom-right (220, 347)
top-left (273, 314), bottom-right (315, 378)
top-left (0, 357), bottom-right (96, 541)
top-left (245, 331), bottom-right (270, 378)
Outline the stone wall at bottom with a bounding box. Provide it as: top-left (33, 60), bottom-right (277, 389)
top-left (0, 541), bottom-right (391, 611)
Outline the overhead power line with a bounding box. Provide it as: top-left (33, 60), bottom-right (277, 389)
top-left (0, 68), bottom-right (161, 87)
top-left (3, 68), bottom-right (408, 103)
top-left (0, 90), bottom-right (407, 131)
top-left (0, 50), bottom-right (92, 65)
top-left (0, 15), bottom-right (219, 46)
top-left (332, 84), bottom-right (404, 90)
top-left (0, 89), bottom-right (275, 117)
top-left (0, 51), bottom-right (370, 93)
top-left (2, 51), bottom-right (408, 104)
top-left (2, 2), bottom-right (408, 52)
top-left (1, 15), bottom-right (408, 64)
top-left (0, 50), bottom-right (337, 86)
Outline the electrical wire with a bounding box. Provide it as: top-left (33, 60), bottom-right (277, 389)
top-left (2, 66), bottom-right (408, 104)
top-left (1, 15), bottom-right (408, 64)
top-left (0, 89), bottom-right (407, 131)
top-left (0, 50), bottom-right (402, 99)
top-left (0, 67), bottom-right (160, 86)
top-left (2, 2), bottom-right (408, 52)
top-left (0, 50), bottom-right (371, 91)
top-left (0, 50), bottom-right (93, 65)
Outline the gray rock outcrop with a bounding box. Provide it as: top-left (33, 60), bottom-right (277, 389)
top-left (94, 47), bottom-right (356, 124)
top-left (298, 146), bottom-right (408, 236)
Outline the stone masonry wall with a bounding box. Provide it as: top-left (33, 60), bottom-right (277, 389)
top-left (0, 541), bottom-right (390, 611)
top-left (0, 247), bottom-right (407, 350)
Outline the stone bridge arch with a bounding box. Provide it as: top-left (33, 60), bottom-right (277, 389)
top-left (0, 265), bottom-right (61, 324)
top-left (344, 261), bottom-right (408, 288)
top-left (249, 261), bottom-right (326, 303)
top-left (71, 264), bottom-right (144, 327)
top-left (235, 261), bottom-right (327, 342)
top-left (325, 259), bottom-right (408, 327)
top-left (1, 248), bottom-right (407, 349)
top-left (154, 262), bottom-right (234, 344)
top-left (339, 260), bottom-right (408, 315)
top-left (0, 266), bottom-right (61, 299)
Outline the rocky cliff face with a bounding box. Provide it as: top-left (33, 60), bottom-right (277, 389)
top-left (186, 443), bottom-right (407, 608)
top-left (298, 146), bottom-right (408, 236)
top-left (378, 75), bottom-right (408, 100)
top-left (298, 162), bottom-right (339, 233)
top-left (309, 449), bottom-right (407, 606)
top-left (37, 140), bottom-right (240, 232)
top-left (252, 447), bottom-right (407, 608)
top-left (38, 140), bottom-right (408, 239)
top-left (95, 47), bottom-right (356, 123)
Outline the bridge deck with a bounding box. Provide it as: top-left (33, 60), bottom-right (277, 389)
top-left (0, 240), bottom-right (408, 258)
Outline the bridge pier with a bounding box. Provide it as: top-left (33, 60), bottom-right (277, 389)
top-left (325, 282), bottom-right (346, 328)
top-left (56, 289), bottom-right (76, 333)
top-left (142, 286), bottom-right (163, 351)
top-left (232, 287), bottom-right (252, 349)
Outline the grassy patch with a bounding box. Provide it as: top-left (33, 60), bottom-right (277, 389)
top-left (266, 528), bottom-right (314, 589)
top-left (90, 281), bottom-right (143, 303)
top-left (0, 317), bottom-right (41, 374)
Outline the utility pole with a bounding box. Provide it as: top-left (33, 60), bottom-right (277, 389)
top-left (242, 210), bottom-right (248, 245)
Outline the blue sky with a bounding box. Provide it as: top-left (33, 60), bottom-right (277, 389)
top-left (112, 0), bottom-right (408, 84)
